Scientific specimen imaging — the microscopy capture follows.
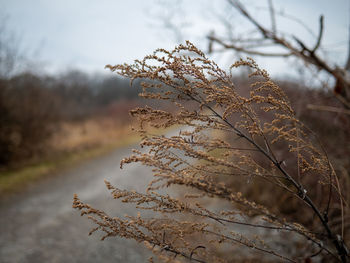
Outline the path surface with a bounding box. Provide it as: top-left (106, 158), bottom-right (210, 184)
top-left (0, 142), bottom-right (155, 263)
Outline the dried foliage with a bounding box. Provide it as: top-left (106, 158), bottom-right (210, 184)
top-left (73, 42), bottom-right (349, 262)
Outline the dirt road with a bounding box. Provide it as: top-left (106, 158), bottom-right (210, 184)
top-left (0, 143), bottom-right (154, 263)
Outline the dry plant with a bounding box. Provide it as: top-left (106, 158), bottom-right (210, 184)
top-left (73, 42), bottom-right (349, 262)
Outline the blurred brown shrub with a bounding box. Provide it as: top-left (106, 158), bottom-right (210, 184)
top-left (0, 69), bottom-right (144, 168)
top-left (0, 73), bottom-right (61, 167)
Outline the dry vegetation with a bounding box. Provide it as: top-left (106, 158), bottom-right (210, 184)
top-left (0, 67), bottom-right (146, 195)
top-left (49, 102), bottom-right (140, 154)
top-left (73, 42), bottom-right (349, 262)
top-left (0, 71), bottom-right (142, 170)
top-left (50, 118), bottom-right (128, 153)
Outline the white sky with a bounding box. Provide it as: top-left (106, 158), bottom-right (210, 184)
top-left (0, 0), bottom-right (348, 79)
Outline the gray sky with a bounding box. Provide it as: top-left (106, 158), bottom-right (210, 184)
top-left (0, 0), bottom-right (348, 79)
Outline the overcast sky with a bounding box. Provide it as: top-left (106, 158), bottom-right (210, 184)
top-left (0, 0), bottom-right (348, 79)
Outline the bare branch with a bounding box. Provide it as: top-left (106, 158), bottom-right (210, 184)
top-left (267, 0), bottom-right (276, 33)
top-left (274, 10), bottom-right (317, 38)
top-left (312, 15), bottom-right (324, 53)
top-left (307, 104), bottom-right (350, 115)
top-left (345, 4), bottom-right (350, 70)
top-left (208, 35), bottom-right (292, 57)
top-left (225, 0), bottom-right (350, 108)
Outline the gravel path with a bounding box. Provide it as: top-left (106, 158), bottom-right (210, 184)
top-left (0, 143), bottom-right (154, 263)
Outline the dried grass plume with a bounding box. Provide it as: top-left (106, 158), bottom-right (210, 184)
top-left (74, 41), bottom-right (348, 262)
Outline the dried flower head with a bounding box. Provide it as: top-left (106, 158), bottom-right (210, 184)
top-left (74, 42), bottom-right (348, 262)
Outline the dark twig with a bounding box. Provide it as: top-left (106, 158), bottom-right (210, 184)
top-left (190, 246), bottom-right (206, 260)
top-left (311, 15), bottom-right (324, 53)
top-left (267, 0), bottom-right (276, 33)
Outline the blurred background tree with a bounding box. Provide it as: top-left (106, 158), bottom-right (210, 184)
top-left (0, 15), bottom-right (142, 169)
